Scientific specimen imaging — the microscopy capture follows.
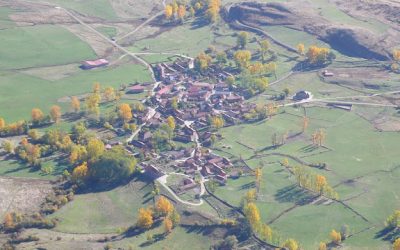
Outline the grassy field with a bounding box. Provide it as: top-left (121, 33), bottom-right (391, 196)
top-left (0, 25), bottom-right (96, 70)
top-left (129, 21), bottom-right (237, 57)
top-left (42, 0), bottom-right (118, 20)
top-left (0, 63), bottom-right (151, 122)
top-left (0, 7), bottom-right (16, 29)
top-left (50, 177), bottom-right (154, 233)
top-left (113, 225), bottom-right (217, 250)
top-left (214, 104), bottom-right (399, 248)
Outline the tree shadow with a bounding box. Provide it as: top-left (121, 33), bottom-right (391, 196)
top-left (122, 219), bottom-right (163, 239)
top-left (78, 174), bottom-right (142, 194)
top-left (375, 227), bottom-right (400, 242)
top-left (299, 144), bottom-right (318, 153)
top-left (239, 181), bottom-right (256, 190)
top-left (274, 184), bottom-right (316, 205)
top-left (139, 232), bottom-right (166, 247)
top-left (190, 16), bottom-right (210, 30)
top-left (181, 224), bottom-right (221, 236)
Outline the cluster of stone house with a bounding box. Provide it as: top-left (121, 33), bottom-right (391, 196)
top-left (133, 58), bottom-right (255, 185)
top-left (178, 151), bottom-right (233, 184)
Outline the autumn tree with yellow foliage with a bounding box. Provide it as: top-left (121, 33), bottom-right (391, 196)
top-left (210, 116), bottom-right (224, 129)
top-left (393, 238), bottom-right (400, 250)
top-left (306, 45), bottom-right (334, 66)
top-left (255, 167), bottom-right (262, 193)
top-left (282, 238), bottom-right (299, 250)
top-left (72, 161), bottom-right (88, 183)
top-left (244, 202), bottom-right (261, 231)
top-left (206, 0), bottom-right (221, 23)
top-left (167, 116), bottom-right (176, 130)
top-left (86, 138), bottom-right (105, 162)
top-left (155, 196), bottom-right (174, 216)
top-left (50, 105), bottom-right (62, 123)
top-left (259, 39), bottom-right (270, 61)
top-left (165, 4), bottom-right (173, 19)
top-left (119, 103), bottom-right (132, 122)
top-left (0, 117), bottom-right (5, 129)
top-left (194, 52), bottom-right (212, 72)
top-left (293, 166), bottom-right (339, 199)
top-left (71, 96), bottom-right (81, 113)
top-left (103, 87), bottom-right (116, 102)
top-left (177, 5), bottom-right (186, 21)
top-left (137, 207), bottom-right (154, 229)
top-left (164, 217), bottom-right (173, 234)
top-left (234, 50), bottom-right (252, 69)
top-left (297, 43), bottom-right (305, 55)
top-left (393, 49), bottom-right (400, 62)
top-left (319, 242), bottom-right (327, 250)
top-left (315, 174), bottom-right (327, 194)
top-left (31, 108), bottom-right (44, 123)
top-left (330, 229), bottom-right (342, 244)
top-left (3, 213), bottom-right (15, 231)
top-left (85, 93), bottom-right (101, 116)
top-left (69, 144), bottom-right (87, 164)
top-left (312, 129), bottom-right (326, 146)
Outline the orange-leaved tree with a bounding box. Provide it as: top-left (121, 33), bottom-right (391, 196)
top-left (50, 105), bottom-right (62, 123)
top-left (137, 207), bottom-right (154, 229)
top-left (119, 103), bottom-right (132, 122)
top-left (155, 196), bottom-right (174, 216)
top-left (71, 96), bottom-right (80, 113)
top-left (31, 108), bottom-right (44, 123)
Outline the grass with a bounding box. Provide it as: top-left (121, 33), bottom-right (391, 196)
top-left (0, 156), bottom-right (69, 180)
top-left (129, 20), bottom-right (236, 57)
top-left (0, 25), bottom-right (96, 70)
top-left (50, 177), bottom-right (154, 233)
top-left (113, 225), bottom-right (217, 250)
top-left (96, 26), bottom-right (117, 39)
top-left (0, 63), bottom-right (151, 122)
top-left (214, 104), bottom-right (400, 248)
top-left (0, 7), bottom-right (15, 29)
top-left (44, 0), bottom-right (118, 20)
top-left (311, 0), bottom-right (389, 34)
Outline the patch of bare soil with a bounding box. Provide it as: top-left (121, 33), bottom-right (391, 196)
top-left (226, 1), bottom-right (399, 60)
top-left (331, 0), bottom-right (400, 28)
top-left (372, 116), bottom-right (400, 132)
top-left (0, 177), bottom-right (53, 220)
top-left (9, 0), bottom-right (113, 26)
top-left (15, 228), bottom-right (113, 250)
top-left (6, 1), bottom-right (75, 26)
top-left (320, 67), bottom-right (393, 90)
top-left (327, 67), bottom-right (388, 80)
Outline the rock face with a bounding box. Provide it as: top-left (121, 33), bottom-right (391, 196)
top-left (226, 1), bottom-right (399, 61)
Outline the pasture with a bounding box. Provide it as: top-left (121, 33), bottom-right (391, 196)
top-left (0, 25), bottom-right (96, 70)
top-left (214, 103), bottom-right (400, 249)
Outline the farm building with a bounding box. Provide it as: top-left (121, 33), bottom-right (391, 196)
top-left (322, 70), bottom-right (334, 77)
top-left (126, 85), bottom-right (145, 94)
top-left (81, 59), bottom-right (109, 70)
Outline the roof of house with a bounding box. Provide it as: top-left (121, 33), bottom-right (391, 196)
top-left (128, 85), bottom-right (145, 90)
top-left (157, 85), bottom-right (173, 96)
top-left (82, 59), bottom-right (109, 66)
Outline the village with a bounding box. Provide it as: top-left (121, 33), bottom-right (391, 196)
top-left (78, 55), bottom-right (350, 203)
top-left (120, 57), bottom-right (257, 201)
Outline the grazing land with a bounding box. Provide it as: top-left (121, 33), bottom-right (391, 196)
top-left (0, 0), bottom-right (399, 249)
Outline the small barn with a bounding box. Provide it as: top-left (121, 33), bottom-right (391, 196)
top-left (81, 59), bottom-right (109, 70)
top-left (126, 85), bottom-right (145, 94)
